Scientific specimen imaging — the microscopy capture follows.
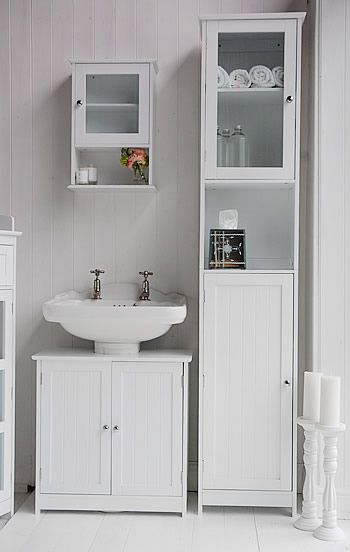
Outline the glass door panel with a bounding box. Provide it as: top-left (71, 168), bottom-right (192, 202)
top-left (86, 74), bottom-right (139, 134)
top-left (205, 20), bottom-right (296, 180)
top-left (75, 63), bottom-right (150, 147)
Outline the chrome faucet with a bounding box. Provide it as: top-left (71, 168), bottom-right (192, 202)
top-left (90, 269), bottom-right (105, 299)
top-left (139, 270), bottom-right (153, 301)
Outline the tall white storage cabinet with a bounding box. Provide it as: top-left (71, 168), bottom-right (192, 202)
top-left (198, 13), bottom-right (305, 514)
top-left (0, 221), bottom-right (21, 517)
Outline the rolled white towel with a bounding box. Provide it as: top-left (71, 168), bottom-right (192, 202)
top-left (229, 69), bottom-right (251, 89)
top-left (249, 65), bottom-right (275, 88)
top-left (217, 66), bottom-right (230, 88)
top-left (272, 66), bottom-right (284, 87)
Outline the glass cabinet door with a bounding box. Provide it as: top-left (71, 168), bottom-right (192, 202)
top-left (75, 63), bottom-right (150, 147)
top-left (205, 19), bottom-right (297, 180)
top-left (0, 290), bottom-right (12, 503)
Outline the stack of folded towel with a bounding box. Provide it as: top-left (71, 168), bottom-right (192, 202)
top-left (217, 65), bottom-right (284, 89)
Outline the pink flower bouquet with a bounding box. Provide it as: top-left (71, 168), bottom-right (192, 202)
top-left (120, 148), bottom-right (149, 183)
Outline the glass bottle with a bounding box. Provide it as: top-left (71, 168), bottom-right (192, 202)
top-left (217, 128), bottom-right (233, 167)
top-left (231, 125), bottom-right (249, 167)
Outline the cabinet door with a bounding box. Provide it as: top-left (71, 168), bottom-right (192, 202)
top-left (0, 246), bottom-right (14, 287)
top-left (205, 19), bottom-right (297, 180)
top-left (40, 360), bottom-right (111, 495)
top-left (0, 290), bottom-right (12, 503)
top-left (203, 273), bottom-right (293, 491)
top-left (112, 362), bottom-right (183, 497)
top-left (75, 63), bottom-right (150, 147)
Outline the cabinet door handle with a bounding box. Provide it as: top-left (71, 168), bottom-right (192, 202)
top-left (113, 425), bottom-right (120, 431)
top-left (286, 95), bottom-right (294, 104)
top-left (76, 99), bottom-right (83, 106)
top-left (284, 379), bottom-right (291, 386)
top-left (103, 424), bottom-right (110, 431)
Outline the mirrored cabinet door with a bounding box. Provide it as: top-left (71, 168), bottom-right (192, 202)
top-left (0, 289), bottom-right (12, 503)
top-left (205, 19), bottom-right (297, 180)
top-left (75, 63), bottom-right (150, 147)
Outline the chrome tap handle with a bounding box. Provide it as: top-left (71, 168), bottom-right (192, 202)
top-left (90, 269), bottom-right (105, 277)
top-left (139, 270), bottom-right (153, 279)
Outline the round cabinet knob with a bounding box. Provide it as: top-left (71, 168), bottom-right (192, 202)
top-left (113, 425), bottom-right (120, 431)
top-left (103, 424), bottom-right (110, 431)
top-left (76, 99), bottom-right (83, 106)
top-left (286, 95), bottom-right (294, 103)
top-left (284, 380), bottom-right (291, 386)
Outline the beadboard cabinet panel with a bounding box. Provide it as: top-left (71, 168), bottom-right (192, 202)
top-left (0, 247), bottom-right (14, 287)
top-left (112, 362), bottom-right (183, 497)
top-left (202, 273), bottom-right (293, 492)
top-left (40, 360), bottom-right (111, 495)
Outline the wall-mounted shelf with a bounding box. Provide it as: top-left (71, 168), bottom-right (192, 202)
top-left (68, 184), bottom-right (157, 192)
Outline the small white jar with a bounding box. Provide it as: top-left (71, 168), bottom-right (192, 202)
top-left (76, 167), bottom-right (89, 184)
top-left (87, 165), bottom-right (98, 185)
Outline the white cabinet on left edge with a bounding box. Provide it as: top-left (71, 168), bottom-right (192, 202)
top-left (34, 350), bottom-right (191, 515)
top-left (0, 226), bottom-right (21, 518)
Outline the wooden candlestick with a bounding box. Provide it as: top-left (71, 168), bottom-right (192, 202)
top-left (294, 417), bottom-right (320, 531)
top-left (313, 423), bottom-right (346, 542)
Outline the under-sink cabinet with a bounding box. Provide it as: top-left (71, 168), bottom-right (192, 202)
top-left (34, 350), bottom-right (191, 515)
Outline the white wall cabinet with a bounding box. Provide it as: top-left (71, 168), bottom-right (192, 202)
top-left (0, 225), bottom-right (21, 518)
top-left (34, 350), bottom-right (191, 515)
top-left (199, 13), bottom-right (305, 514)
top-left (70, 60), bottom-right (157, 191)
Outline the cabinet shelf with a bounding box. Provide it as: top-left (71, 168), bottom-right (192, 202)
top-left (68, 184), bottom-right (157, 192)
top-left (86, 103), bottom-right (138, 112)
top-left (218, 87), bottom-right (283, 94)
top-left (205, 179), bottom-right (295, 190)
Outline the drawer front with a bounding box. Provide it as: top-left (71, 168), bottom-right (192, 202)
top-left (0, 247), bottom-right (14, 286)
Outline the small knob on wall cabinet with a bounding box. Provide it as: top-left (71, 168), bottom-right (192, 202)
top-left (284, 380), bottom-right (291, 386)
top-left (103, 424), bottom-right (110, 431)
top-left (286, 95), bottom-right (294, 103)
top-left (76, 99), bottom-right (83, 106)
top-left (113, 425), bottom-right (120, 431)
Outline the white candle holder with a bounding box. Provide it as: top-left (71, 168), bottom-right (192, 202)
top-left (313, 423), bottom-right (346, 542)
top-left (294, 417), bottom-right (320, 531)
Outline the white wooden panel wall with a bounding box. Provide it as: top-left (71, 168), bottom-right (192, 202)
top-left (0, 0), bottom-right (307, 488)
top-left (309, 0), bottom-right (350, 516)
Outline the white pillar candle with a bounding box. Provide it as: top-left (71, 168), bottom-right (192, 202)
top-left (303, 371), bottom-right (322, 422)
top-left (320, 376), bottom-right (341, 427)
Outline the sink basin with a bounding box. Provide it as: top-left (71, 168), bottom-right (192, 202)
top-left (43, 283), bottom-right (187, 354)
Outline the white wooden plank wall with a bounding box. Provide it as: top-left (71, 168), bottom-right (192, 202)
top-left (311, 0), bottom-right (350, 515)
top-left (0, 0), bottom-right (306, 489)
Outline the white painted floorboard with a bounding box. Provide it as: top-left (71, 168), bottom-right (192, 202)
top-left (0, 493), bottom-right (349, 551)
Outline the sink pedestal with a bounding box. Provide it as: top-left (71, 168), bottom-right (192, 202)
top-left (94, 341), bottom-right (140, 355)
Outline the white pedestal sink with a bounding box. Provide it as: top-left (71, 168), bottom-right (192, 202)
top-left (43, 283), bottom-right (187, 354)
